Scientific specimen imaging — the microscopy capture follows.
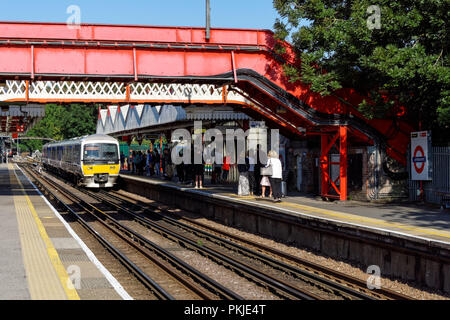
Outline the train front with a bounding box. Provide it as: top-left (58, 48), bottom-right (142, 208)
top-left (81, 140), bottom-right (120, 188)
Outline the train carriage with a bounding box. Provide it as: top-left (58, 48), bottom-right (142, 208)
top-left (42, 134), bottom-right (120, 188)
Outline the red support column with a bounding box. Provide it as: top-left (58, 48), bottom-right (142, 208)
top-left (339, 126), bottom-right (348, 201)
top-left (321, 134), bottom-right (329, 197)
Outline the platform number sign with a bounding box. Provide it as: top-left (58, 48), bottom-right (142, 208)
top-left (411, 131), bottom-right (432, 181)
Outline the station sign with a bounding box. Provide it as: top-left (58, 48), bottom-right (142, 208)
top-left (250, 121), bottom-right (266, 128)
top-left (411, 131), bottom-right (432, 181)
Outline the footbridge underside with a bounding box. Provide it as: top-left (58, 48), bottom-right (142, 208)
top-left (0, 22), bottom-right (413, 200)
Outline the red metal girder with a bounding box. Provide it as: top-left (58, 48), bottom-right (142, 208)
top-left (322, 131), bottom-right (340, 157)
top-left (0, 22), bottom-right (413, 165)
top-left (0, 22), bottom-right (274, 47)
top-left (323, 170), bottom-right (340, 195)
top-left (339, 126), bottom-right (348, 201)
top-left (320, 126), bottom-right (348, 201)
top-left (321, 134), bottom-right (330, 197)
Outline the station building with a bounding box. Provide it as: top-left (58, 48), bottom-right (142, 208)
top-left (97, 103), bottom-right (408, 202)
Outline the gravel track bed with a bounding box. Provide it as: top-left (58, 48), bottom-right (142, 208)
top-left (98, 206), bottom-right (281, 300)
top-left (117, 189), bottom-right (450, 300)
top-left (39, 172), bottom-right (206, 300)
top-left (28, 170), bottom-right (155, 300)
top-left (63, 216), bottom-right (156, 300)
top-left (40, 171), bottom-right (282, 299)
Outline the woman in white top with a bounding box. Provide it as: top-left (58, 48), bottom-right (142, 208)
top-left (265, 150), bottom-right (283, 202)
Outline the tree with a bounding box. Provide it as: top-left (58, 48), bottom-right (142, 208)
top-left (20, 104), bottom-right (98, 152)
top-left (60, 104), bottom-right (98, 139)
top-left (273, 0), bottom-right (449, 138)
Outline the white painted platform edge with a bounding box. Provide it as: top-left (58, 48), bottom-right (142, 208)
top-left (124, 175), bottom-right (450, 248)
top-left (16, 165), bottom-right (133, 300)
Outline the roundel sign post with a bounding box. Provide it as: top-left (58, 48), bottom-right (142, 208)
top-left (411, 131), bottom-right (432, 181)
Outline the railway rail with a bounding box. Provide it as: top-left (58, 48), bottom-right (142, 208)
top-left (21, 165), bottom-right (241, 300)
top-left (104, 189), bottom-right (414, 300)
top-left (91, 187), bottom-right (413, 300)
top-left (21, 164), bottom-right (413, 300)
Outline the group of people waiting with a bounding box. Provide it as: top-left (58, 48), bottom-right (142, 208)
top-left (121, 148), bottom-right (170, 178)
top-left (120, 147), bottom-right (284, 202)
top-left (121, 147), bottom-right (207, 187)
top-left (237, 150), bottom-right (283, 203)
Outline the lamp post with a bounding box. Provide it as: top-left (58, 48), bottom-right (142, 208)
top-left (205, 0), bottom-right (211, 41)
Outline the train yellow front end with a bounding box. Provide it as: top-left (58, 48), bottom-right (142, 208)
top-left (43, 134), bottom-right (121, 188)
top-left (81, 163), bottom-right (120, 188)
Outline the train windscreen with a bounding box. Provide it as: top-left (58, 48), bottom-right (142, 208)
top-left (83, 143), bottom-right (118, 162)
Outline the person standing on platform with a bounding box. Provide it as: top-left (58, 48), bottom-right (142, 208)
top-left (135, 151), bottom-right (142, 175)
top-left (265, 150), bottom-right (283, 202)
top-left (194, 148), bottom-right (204, 189)
top-left (146, 150), bottom-right (152, 176)
top-left (120, 151), bottom-right (125, 170)
top-left (237, 154), bottom-right (250, 196)
top-left (222, 155), bottom-right (230, 183)
top-left (154, 149), bottom-right (161, 177)
top-left (162, 148), bottom-right (168, 177)
top-left (164, 148), bottom-right (173, 180)
top-left (212, 149), bottom-right (222, 184)
top-left (254, 149), bottom-right (262, 196)
top-left (260, 169), bottom-right (272, 198)
top-left (248, 152), bottom-right (256, 196)
top-left (130, 151), bottom-right (136, 174)
top-left (176, 149), bottom-right (185, 183)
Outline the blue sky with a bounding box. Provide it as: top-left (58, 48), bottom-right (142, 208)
top-left (0, 0), bottom-right (280, 30)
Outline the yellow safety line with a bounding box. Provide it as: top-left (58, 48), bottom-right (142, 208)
top-left (12, 165), bottom-right (80, 300)
top-left (223, 192), bottom-right (450, 240)
top-left (128, 174), bottom-right (450, 241)
top-left (279, 201), bottom-right (450, 239)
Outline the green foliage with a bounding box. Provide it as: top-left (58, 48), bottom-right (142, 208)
top-left (20, 104), bottom-right (98, 153)
top-left (273, 0), bottom-right (450, 133)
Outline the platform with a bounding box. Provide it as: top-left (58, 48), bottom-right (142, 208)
top-left (120, 173), bottom-right (450, 246)
top-left (0, 163), bottom-right (130, 300)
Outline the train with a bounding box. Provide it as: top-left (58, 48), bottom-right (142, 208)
top-left (42, 134), bottom-right (120, 188)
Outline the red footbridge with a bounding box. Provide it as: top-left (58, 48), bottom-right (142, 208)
top-left (0, 22), bottom-right (413, 200)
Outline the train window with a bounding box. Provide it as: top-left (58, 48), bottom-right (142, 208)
top-left (69, 146), bottom-right (73, 162)
top-left (83, 144), bottom-right (118, 161)
top-left (84, 144), bottom-right (100, 159)
top-left (102, 144), bottom-right (118, 160)
top-left (74, 145), bottom-right (81, 162)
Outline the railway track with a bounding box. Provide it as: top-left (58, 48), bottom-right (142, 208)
top-left (35, 169), bottom-right (323, 300)
top-left (22, 164), bottom-right (413, 300)
top-left (105, 189), bottom-right (413, 300)
top-left (97, 188), bottom-right (414, 301)
top-left (21, 165), bottom-right (241, 300)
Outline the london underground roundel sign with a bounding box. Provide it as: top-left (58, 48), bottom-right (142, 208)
top-left (413, 145), bottom-right (425, 174)
top-left (411, 131), bottom-right (432, 181)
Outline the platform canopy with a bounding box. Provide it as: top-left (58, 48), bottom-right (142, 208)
top-left (97, 104), bottom-right (251, 136)
top-left (0, 104), bottom-right (45, 136)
